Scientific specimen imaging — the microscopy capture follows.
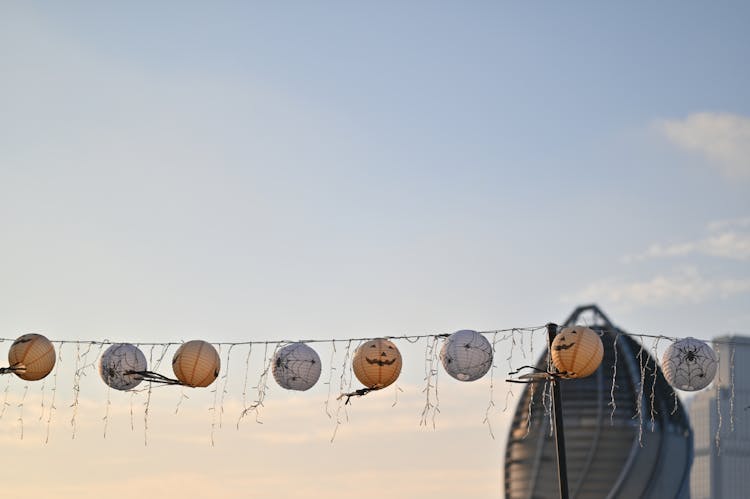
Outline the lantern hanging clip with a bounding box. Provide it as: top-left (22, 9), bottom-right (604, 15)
top-left (0, 364), bottom-right (23, 375)
top-left (506, 365), bottom-right (567, 384)
top-left (124, 370), bottom-right (184, 386)
top-left (337, 388), bottom-right (374, 404)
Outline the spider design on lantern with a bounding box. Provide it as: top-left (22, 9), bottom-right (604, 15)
top-left (662, 337), bottom-right (717, 391)
top-left (440, 330), bottom-right (493, 382)
top-left (272, 343), bottom-right (322, 391)
top-left (683, 347), bottom-right (698, 363)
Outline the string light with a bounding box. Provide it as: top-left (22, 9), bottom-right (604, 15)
top-left (0, 322), bottom-right (743, 455)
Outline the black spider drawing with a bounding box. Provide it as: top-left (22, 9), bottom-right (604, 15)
top-left (683, 346), bottom-right (699, 363)
top-left (669, 341), bottom-right (716, 389)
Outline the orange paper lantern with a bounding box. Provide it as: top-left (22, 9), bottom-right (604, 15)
top-left (551, 326), bottom-right (603, 379)
top-left (352, 338), bottom-right (402, 389)
top-left (172, 340), bottom-right (220, 387)
top-left (8, 333), bottom-right (56, 381)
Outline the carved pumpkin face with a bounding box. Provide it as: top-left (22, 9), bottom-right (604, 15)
top-left (550, 326), bottom-right (603, 378)
top-left (352, 338), bottom-right (402, 389)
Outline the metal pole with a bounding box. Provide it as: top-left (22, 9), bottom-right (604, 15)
top-left (547, 322), bottom-right (570, 499)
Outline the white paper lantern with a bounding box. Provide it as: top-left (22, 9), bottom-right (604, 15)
top-left (662, 337), bottom-right (717, 391)
top-left (272, 343), bottom-right (322, 391)
top-left (99, 343), bottom-right (147, 391)
top-left (440, 330), bottom-right (493, 381)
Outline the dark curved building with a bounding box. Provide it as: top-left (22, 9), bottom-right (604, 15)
top-left (504, 305), bottom-right (692, 499)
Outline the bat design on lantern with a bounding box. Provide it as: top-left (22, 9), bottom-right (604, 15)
top-left (550, 326), bottom-right (603, 379)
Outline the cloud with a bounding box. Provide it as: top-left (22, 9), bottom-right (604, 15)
top-left (564, 267), bottom-right (750, 310)
top-left (623, 217), bottom-right (750, 263)
top-left (656, 112), bottom-right (750, 179)
top-left (708, 216), bottom-right (750, 232)
top-left (624, 231), bottom-right (750, 262)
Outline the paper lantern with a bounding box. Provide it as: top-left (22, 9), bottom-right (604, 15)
top-left (99, 343), bottom-right (147, 391)
top-left (272, 343), bottom-right (322, 391)
top-left (8, 333), bottom-right (56, 381)
top-left (352, 338), bottom-right (402, 389)
top-left (172, 340), bottom-right (220, 388)
top-left (551, 326), bottom-right (603, 378)
top-left (440, 330), bottom-right (493, 381)
top-left (662, 337), bottom-right (717, 391)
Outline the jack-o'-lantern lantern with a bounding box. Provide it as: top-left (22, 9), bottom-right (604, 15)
top-left (550, 326), bottom-right (603, 378)
top-left (8, 333), bottom-right (56, 381)
top-left (352, 338), bottom-right (402, 389)
top-left (172, 340), bottom-right (220, 388)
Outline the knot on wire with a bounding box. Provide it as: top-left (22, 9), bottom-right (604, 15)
top-left (337, 388), bottom-right (374, 405)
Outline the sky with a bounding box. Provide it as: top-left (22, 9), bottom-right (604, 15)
top-left (1, 2), bottom-right (749, 498)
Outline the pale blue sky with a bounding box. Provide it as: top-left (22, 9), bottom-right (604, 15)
top-left (1, 2), bottom-right (749, 498)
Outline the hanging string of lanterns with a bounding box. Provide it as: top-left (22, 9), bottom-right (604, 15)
top-left (0, 326), bottom-right (723, 394)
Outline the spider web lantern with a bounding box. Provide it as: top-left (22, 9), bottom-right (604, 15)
top-left (551, 326), bottom-right (603, 378)
top-left (352, 338), bottom-right (402, 389)
top-left (8, 333), bottom-right (56, 381)
top-left (172, 340), bottom-right (220, 388)
top-left (440, 330), bottom-right (493, 381)
top-left (662, 337), bottom-right (717, 391)
top-left (272, 342), bottom-right (322, 391)
top-left (99, 343), bottom-right (147, 391)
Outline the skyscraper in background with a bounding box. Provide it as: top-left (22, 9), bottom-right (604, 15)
top-left (689, 336), bottom-right (750, 499)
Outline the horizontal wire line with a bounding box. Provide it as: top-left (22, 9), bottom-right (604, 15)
top-left (0, 326), bottom-right (547, 347)
top-left (0, 326), bottom-right (740, 347)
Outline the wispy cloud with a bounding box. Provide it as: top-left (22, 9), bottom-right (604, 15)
top-left (563, 267), bottom-right (750, 310)
top-left (623, 231), bottom-right (750, 262)
top-left (708, 216), bottom-right (750, 232)
top-left (655, 112), bottom-right (750, 179)
top-left (623, 217), bottom-right (750, 263)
